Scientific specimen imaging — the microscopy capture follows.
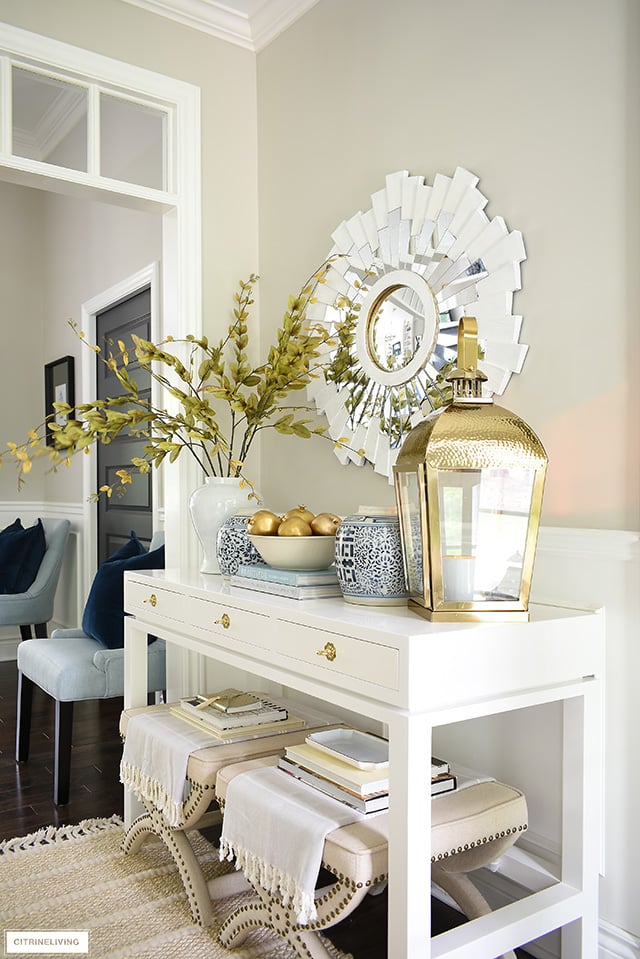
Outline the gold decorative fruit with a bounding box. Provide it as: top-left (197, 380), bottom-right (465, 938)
top-left (278, 516), bottom-right (313, 536)
top-left (248, 509), bottom-right (281, 535)
top-left (282, 505), bottom-right (314, 525)
top-left (310, 512), bottom-right (341, 535)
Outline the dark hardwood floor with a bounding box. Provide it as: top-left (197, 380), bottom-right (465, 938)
top-left (0, 657), bottom-right (533, 958)
top-left (0, 657), bottom-right (126, 837)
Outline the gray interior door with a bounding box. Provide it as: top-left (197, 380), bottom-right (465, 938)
top-left (96, 289), bottom-right (153, 563)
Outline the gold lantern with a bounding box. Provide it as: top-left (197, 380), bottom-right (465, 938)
top-left (393, 317), bottom-right (547, 622)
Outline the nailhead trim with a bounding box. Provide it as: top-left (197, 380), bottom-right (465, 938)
top-left (431, 823), bottom-right (527, 862)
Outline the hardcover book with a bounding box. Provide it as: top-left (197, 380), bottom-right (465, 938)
top-left (278, 756), bottom-right (389, 813)
top-left (230, 575), bottom-right (342, 600)
top-left (283, 742), bottom-right (389, 797)
top-left (431, 773), bottom-right (458, 796)
top-left (170, 706), bottom-right (305, 740)
top-left (236, 564), bottom-right (339, 586)
top-left (431, 756), bottom-right (450, 778)
top-left (306, 728), bottom-right (389, 769)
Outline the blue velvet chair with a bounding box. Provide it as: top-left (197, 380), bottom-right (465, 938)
top-left (16, 532), bottom-right (166, 805)
top-left (0, 518), bottom-right (70, 639)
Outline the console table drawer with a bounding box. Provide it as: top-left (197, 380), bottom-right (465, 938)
top-left (271, 621), bottom-right (399, 690)
top-left (188, 596), bottom-right (268, 640)
top-left (126, 580), bottom-right (186, 622)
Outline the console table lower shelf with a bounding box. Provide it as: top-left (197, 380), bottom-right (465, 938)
top-left (123, 568), bottom-right (604, 959)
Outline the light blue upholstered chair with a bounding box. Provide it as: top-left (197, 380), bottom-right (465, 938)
top-left (16, 532), bottom-right (166, 805)
top-left (0, 518), bottom-right (70, 640)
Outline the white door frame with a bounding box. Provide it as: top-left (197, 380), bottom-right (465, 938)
top-left (0, 23), bottom-right (203, 582)
top-left (80, 263), bottom-right (161, 599)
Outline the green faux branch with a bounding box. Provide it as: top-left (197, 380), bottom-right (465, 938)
top-left (3, 271), bottom-right (338, 499)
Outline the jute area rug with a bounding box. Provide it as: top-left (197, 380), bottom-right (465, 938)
top-left (0, 816), bottom-right (351, 959)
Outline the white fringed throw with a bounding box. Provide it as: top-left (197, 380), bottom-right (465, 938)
top-left (219, 765), bottom-right (363, 924)
top-left (120, 711), bottom-right (217, 827)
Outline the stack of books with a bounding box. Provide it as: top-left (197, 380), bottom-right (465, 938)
top-left (278, 730), bottom-right (458, 814)
top-left (431, 756), bottom-right (457, 795)
top-left (278, 728), bottom-right (390, 813)
top-left (170, 687), bottom-right (306, 740)
top-left (230, 564), bottom-right (342, 600)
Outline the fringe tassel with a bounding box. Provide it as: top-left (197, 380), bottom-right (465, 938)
top-left (219, 836), bottom-right (317, 925)
top-left (120, 761), bottom-right (185, 827)
top-left (0, 815), bottom-right (124, 855)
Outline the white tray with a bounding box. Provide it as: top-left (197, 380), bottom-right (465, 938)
top-left (306, 728), bottom-right (389, 769)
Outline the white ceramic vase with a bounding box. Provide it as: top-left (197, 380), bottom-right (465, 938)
top-left (188, 476), bottom-right (246, 574)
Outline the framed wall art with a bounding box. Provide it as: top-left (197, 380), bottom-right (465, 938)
top-left (44, 355), bottom-right (75, 446)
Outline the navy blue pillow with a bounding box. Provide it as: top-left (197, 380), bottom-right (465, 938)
top-left (103, 531), bottom-right (146, 564)
top-left (0, 518), bottom-right (46, 594)
top-left (82, 545), bottom-right (165, 649)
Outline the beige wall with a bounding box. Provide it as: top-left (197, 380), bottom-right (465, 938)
top-left (0, 181), bottom-right (45, 501)
top-left (256, 0), bottom-right (640, 532)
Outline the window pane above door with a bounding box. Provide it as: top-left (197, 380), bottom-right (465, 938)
top-left (11, 67), bottom-right (88, 171)
top-left (100, 93), bottom-right (167, 190)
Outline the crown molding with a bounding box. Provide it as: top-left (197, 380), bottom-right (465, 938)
top-left (120, 0), bottom-right (320, 52)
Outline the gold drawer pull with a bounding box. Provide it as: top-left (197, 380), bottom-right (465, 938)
top-left (215, 612), bottom-right (231, 629)
top-left (316, 641), bottom-right (337, 662)
top-left (144, 593), bottom-right (158, 608)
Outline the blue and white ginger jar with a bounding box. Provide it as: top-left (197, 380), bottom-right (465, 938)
top-left (216, 511), bottom-right (266, 578)
top-left (334, 508), bottom-right (408, 606)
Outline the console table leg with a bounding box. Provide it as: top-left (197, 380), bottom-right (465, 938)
top-left (562, 681), bottom-right (601, 958)
top-left (387, 711), bottom-right (432, 958)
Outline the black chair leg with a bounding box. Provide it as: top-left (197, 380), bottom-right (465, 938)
top-left (34, 623), bottom-right (48, 638)
top-left (54, 700), bottom-right (74, 806)
top-left (16, 671), bottom-right (34, 762)
top-left (19, 625), bottom-right (32, 640)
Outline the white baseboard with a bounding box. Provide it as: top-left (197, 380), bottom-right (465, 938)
top-left (0, 636), bottom-right (19, 662)
top-left (599, 921), bottom-right (640, 959)
top-left (0, 621), bottom-right (65, 662)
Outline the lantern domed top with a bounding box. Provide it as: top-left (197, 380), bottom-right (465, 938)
top-left (395, 317), bottom-right (547, 472)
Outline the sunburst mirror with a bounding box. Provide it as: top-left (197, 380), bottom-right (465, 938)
top-left (306, 168), bottom-right (528, 481)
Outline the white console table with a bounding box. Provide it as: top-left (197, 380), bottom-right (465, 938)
top-left (123, 568), bottom-right (604, 959)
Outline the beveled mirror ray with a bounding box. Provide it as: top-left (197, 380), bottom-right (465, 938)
top-left (306, 168), bottom-right (528, 480)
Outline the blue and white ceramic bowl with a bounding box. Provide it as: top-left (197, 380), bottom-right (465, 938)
top-left (334, 509), bottom-right (408, 606)
top-left (216, 512), bottom-right (266, 578)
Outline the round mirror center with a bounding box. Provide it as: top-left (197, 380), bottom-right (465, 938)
top-left (367, 284), bottom-right (426, 373)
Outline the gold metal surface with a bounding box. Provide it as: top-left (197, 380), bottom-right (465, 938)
top-left (316, 641), bottom-right (337, 662)
top-left (215, 613), bottom-right (231, 629)
top-left (393, 316), bottom-right (547, 623)
top-left (144, 593), bottom-right (157, 607)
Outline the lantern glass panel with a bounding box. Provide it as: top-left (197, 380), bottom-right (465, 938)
top-left (396, 471), bottom-right (425, 600)
top-left (437, 467), bottom-right (536, 603)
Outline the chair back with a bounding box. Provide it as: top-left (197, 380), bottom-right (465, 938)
top-left (0, 518), bottom-right (70, 627)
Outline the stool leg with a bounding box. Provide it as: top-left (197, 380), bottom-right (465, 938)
top-left (54, 700), bottom-right (74, 806)
top-left (123, 808), bottom-right (215, 927)
top-left (432, 869), bottom-right (518, 959)
top-left (19, 625), bottom-right (32, 640)
top-left (16, 672), bottom-right (34, 762)
top-left (34, 623), bottom-right (48, 638)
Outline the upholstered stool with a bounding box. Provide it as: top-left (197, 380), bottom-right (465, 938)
top-left (119, 704), bottom-right (343, 926)
top-left (213, 755), bottom-right (528, 959)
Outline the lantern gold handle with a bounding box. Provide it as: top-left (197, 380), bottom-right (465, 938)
top-left (144, 593), bottom-right (158, 608)
top-left (215, 612), bottom-right (231, 629)
top-left (316, 641), bottom-right (337, 662)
